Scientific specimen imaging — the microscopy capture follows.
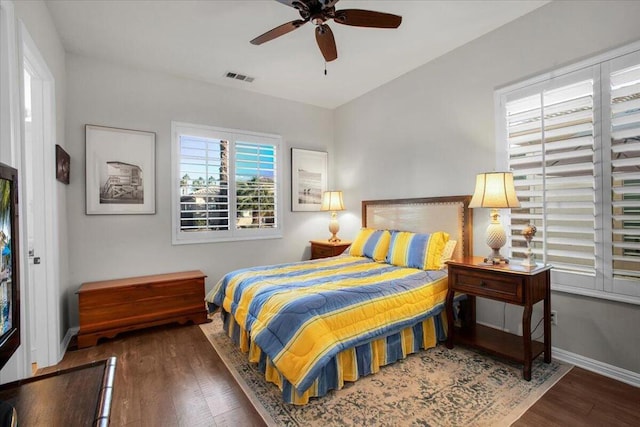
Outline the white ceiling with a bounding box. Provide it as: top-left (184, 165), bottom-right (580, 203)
top-left (46, 0), bottom-right (549, 109)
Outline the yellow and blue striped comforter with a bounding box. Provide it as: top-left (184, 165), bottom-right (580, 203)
top-left (206, 255), bottom-right (449, 394)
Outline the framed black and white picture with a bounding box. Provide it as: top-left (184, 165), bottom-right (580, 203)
top-left (291, 148), bottom-right (327, 212)
top-left (85, 124), bottom-right (156, 214)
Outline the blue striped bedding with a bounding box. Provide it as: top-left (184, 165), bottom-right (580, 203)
top-left (205, 255), bottom-right (453, 404)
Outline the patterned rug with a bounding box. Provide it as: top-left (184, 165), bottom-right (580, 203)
top-left (200, 319), bottom-right (571, 427)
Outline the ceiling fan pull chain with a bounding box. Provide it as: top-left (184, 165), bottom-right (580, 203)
top-left (324, 61), bottom-right (327, 76)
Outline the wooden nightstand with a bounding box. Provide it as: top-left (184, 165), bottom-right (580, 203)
top-left (445, 257), bottom-right (552, 381)
top-left (310, 240), bottom-right (352, 260)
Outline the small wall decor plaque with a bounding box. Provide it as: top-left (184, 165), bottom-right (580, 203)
top-left (55, 144), bottom-right (70, 184)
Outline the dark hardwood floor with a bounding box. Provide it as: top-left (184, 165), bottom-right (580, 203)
top-left (42, 323), bottom-right (639, 427)
top-left (515, 367), bottom-right (640, 426)
top-left (41, 323), bottom-right (265, 427)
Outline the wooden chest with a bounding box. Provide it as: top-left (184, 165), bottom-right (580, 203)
top-left (77, 270), bottom-right (208, 348)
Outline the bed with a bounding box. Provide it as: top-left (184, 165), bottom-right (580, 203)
top-left (205, 195), bottom-right (472, 405)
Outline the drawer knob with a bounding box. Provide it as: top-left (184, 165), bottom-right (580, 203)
top-left (480, 281), bottom-right (487, 287)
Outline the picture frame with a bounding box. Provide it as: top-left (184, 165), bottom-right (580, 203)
top-left (85, 124), bottom-right (156, 215)
top-left (291, 148), bottom-right (328, 212)
top-left (55, 144), bottom-right (70, 184)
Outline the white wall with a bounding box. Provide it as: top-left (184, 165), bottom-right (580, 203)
top-left (9, 0), bottom-right (640, 381)
top-left (0, 0), bottom-right (67, 380)
top-left (65, 54), bottom-right (334, 325)
top-left (334, 0), bottom-right (640, 375)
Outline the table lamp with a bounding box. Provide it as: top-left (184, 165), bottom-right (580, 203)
top-left (469, 172), bottom-right (520, 264)
top-left (320, 190), bottom-right (345, 242)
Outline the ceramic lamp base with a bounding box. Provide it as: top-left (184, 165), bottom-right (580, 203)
top-left (484, 213), bottom-right (508, 263)
top-left (484, 251), bottom-right (510, 264)
top-left (328, 211), bottom-right (341, 242)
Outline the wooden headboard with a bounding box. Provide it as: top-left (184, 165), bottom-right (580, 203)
top-left (362, 195), bottom-right (473, 261)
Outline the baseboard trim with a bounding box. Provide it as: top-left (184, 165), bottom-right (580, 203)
top-left (552, 347), bottom-right (640, 388)
top-left (475, 322), bottom-right (639, 387)
top-left (60, 327), bottom-right (79, 359)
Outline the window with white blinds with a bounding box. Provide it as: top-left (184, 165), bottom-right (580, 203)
top-left (171, 122), bottom-right (282, 244)
top-left (498, 46), bottom-right (640, 304)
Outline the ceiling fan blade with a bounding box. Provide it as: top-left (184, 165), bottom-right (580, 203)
top-left (250, 19), bottom-right (307, 45)
top-left (315, 24), bottom-right (337, 62)
top-left (333, 9), bottom-right (402, 28)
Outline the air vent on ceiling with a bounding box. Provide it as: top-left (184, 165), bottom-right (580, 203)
top-left (225, 72), bottom-right (255, 83)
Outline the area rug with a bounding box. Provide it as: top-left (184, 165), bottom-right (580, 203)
top-left (200, 319), bottom-right (572, 427)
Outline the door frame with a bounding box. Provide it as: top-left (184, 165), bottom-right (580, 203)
top-left (19, 21), bottom-right (61, 369)
top-left (0, 0), bottom-right (29, 381)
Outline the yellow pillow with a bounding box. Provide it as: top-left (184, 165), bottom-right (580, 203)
top-left (349, 228), bottom-right (391, 262)
top-left (386, 231), bottom-right (450, 270)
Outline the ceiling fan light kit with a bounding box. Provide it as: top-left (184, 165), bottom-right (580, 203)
top-left (251, 0), bottom-right (402, 62)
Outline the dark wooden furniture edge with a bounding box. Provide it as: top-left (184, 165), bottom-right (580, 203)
top-left (95, 356), bottom-right (117, 427)
top-left (0, 357), bottom-right (117, 426)
top-left (361, 195), bottom-right (473, 258)
top-left (0, 358), bottom-right (113, 387)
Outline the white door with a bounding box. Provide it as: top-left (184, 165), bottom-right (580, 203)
top-left (22, 66), bottom-right (46, 369)
top-left (20, 23), bottom-right (60, 369)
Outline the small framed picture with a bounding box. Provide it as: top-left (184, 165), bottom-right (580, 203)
top-left (291, 148), bottom-right (328, 212)
top-left (55, 144), bottom-right (70, 184)
top-left (85, 124), bottom-right (156, 214)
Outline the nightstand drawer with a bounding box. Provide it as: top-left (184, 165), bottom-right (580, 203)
top-left (312, 245), bottom-right (336, 259)
top-left (452, 270), bottom-right (524, 304)
top-left (309, 240), bottom-right (352, 260)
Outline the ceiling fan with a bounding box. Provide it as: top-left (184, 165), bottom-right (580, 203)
top-left (250, 0), bottom-right (402, 62)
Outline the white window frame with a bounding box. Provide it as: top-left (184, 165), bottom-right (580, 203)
top-left (496, 40), bottom-right (640, 306)
top-left (171, 121), bottom-right (283, 244)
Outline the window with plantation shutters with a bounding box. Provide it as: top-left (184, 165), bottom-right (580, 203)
top-left (235, 141), bottom-right (277, 229)
top-left (605, 52), bottom-right (640, 298)
top-left (178, 135), bottom-right (230, 233)
top-left (497, 44), bottom-right (640, 304)
top-left (505, 73), bottom-right (598, 291)
top-left (171, 122), bottom-right (282, 244)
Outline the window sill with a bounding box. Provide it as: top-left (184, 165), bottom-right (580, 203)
top-left (172, 232), bottom-right (283, 245)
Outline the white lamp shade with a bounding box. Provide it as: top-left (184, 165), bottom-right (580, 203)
top-left (469, 172), bottom-right (520, 208)
top-left (321, 191), bottom-right (345, 211)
